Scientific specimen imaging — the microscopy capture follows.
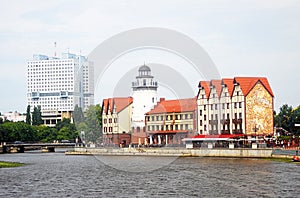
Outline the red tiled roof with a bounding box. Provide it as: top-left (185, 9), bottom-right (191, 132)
top-left (102, 97), bottom-right (133, 114)
top-left (211, 80), bottom-right (222, 98)
top-left (234, 77), bottom-right (274, 97)
top-left (222, 78), bottom-right (234, 96)
top-left (198, 81), bottom-right (210, 98)
top-left (146, 98), bottom-right (197, 115)
top-left (113, 97), bottom-right (133, 113)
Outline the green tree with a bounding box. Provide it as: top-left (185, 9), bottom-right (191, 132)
top-left (32, 106), bottom-right (43, 126)
top-left (55, 118), bottom-right (77, 141)
top-left (26, 105), bottom-right (31, 125)
top-left (73, 105), bottom-right (85, 124)
top-left (85, 105), bottom-right (102, 143)
top-left (274, 104), bottom-right (300, 135)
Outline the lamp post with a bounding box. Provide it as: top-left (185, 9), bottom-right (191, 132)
top-left (253, 125), bottom-right (259, 142)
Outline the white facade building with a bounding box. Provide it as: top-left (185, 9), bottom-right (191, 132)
top-left (131, 65), bottom-right (158, 129)
top-left (0, 111), bottom-right (26, 122)
top-left (27, 53), bottom-right (94, 126)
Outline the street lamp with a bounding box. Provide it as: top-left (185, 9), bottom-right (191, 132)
top-left (253, 124), bottom-right (259, 142)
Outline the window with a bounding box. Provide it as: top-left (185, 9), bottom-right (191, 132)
top-left (204, 115), bottom-right (207, 121)
top-left (215, 114), bottom-right (218, 120)
top-left (137, 127), bottom-right (140, 133)
top-left (239, 113), bottom-right (242, 119)
top-left (166, 115), bottom-right (169, 120)
top-left (152, 125), bottom-right (155, 131)
top-left (190, 114), bottom-right (193, 119)
top-left (175, 125), bottom-right (178, 130)
top-left (204, 125), bottom-right (207, 131)
top-left (227, 113), bottom-right (230, 119)
top-left (114, 118), bottom-right (118, 123)
top-left (211, 105), bottom-right (213, 110)
top-left (109, 127), bottom-right (112, 132)
top-left (151, 116), bottom-right (154, 121)
top-left (180, 124), bottom-right (183, 130)
top-left (239, 102), bottom-right (242, 108)
top-left (104, 119), bottom-right (107, 124)
top-left (234, 113), bottom-right (237, 119)
top-left (170, 115), bottom-right (173, 120)
top-left (204, 105), bottom-right (206, 111)
top-left (109, 118), bottom-right (112, 123)
top-left (211, 114), bottom-right (214, 120)
top-left (227, 103), bottom-right (230, 109)
top-left (185, 124), bottom-right (189, 130)
top-left (104, 127), bottom-right (107, 132)
top-left (166, 125), bottom-right (169, 130)
top-left (185, 114), bottom-right (188, 119)
top-left (215, 104), bottom-right (218, 110)
top-left (222, 103), bottom-right (225, 109)
top-left (234, 102), bottom-right (237, 108)
top-left (200, 120), bottom-right (203, 126)
top-left (156, 116), bottom-right (159, 121)
top-left (200, 110), bottom-right (202, 116)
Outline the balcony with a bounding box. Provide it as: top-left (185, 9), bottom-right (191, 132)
top-left (209, 120), bottom-right (218, 125)
top-left (232, 118), bottom-right (243, 124)
top-left (221, 119), bottom-right (230, 125)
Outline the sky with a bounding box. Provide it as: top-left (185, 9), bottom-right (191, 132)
top-left (1, 0), bottom-right (300, 113)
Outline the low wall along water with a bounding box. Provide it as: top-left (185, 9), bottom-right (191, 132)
top-left (70, 147), bottom-right (275, 158)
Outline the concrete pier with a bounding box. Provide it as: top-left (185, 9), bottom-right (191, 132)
top-left (67, 147), bottom-right (275, 158)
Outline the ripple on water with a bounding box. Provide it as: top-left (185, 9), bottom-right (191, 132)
top-left (0, 153), bottom-right (300, 197)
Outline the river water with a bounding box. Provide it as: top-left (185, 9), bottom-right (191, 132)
top-left (0, 150), bottom-right (300, 197)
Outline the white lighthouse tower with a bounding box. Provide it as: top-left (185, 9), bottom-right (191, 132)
top-left (131, 64), bottom-right (158, 128)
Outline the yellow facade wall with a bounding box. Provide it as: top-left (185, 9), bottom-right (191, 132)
top-left (245, 82), bottom-right (273, 136)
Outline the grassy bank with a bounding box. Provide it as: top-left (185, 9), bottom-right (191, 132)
top-left (0, 161), bottom-right (25, 168)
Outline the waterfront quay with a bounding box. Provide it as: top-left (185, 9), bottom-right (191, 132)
top-left (66, 147), bottom-right (299, 159)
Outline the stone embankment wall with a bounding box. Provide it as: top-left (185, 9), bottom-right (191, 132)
top-left (68, 147), bottom-right (274, 158)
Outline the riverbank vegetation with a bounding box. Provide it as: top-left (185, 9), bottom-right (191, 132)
top-left (0, 161), bottom-right (25, 168)
top-left (274, 104), bottom-right (300, 136)
top-left (0, 105), bottom-right (102, 144)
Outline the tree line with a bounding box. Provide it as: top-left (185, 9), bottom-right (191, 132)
top-left (0, 105), bottom-right (102, 143)
top-left (274, 104), bottom-right (300, 136)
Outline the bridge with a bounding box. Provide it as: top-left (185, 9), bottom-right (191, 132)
top-left (0, 143), bottom-right (76, 153)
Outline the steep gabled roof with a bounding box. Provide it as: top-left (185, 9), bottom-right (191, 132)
top-left (102, 99), bottom-right (109, 114)
top-left (210, 80), bottom-right (222, 98)
top-left (113, 97), bottom-right (133, 113)
top-left (222, 78), bottom-right (234, 96)
top-left (146, 98), bottom-right (197, 115)
top-left (102, 97), bottom-right (133, 114)
top-left (198, 81), bottom-right (210, 98)
top-left (234, 77), bottom-right (274, 97)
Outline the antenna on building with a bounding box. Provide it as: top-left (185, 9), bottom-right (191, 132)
top-left (54, 42), bottom-right (57, 57)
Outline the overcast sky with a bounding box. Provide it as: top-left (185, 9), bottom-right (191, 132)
top-left (1, 0), bottom-right (300, 113)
